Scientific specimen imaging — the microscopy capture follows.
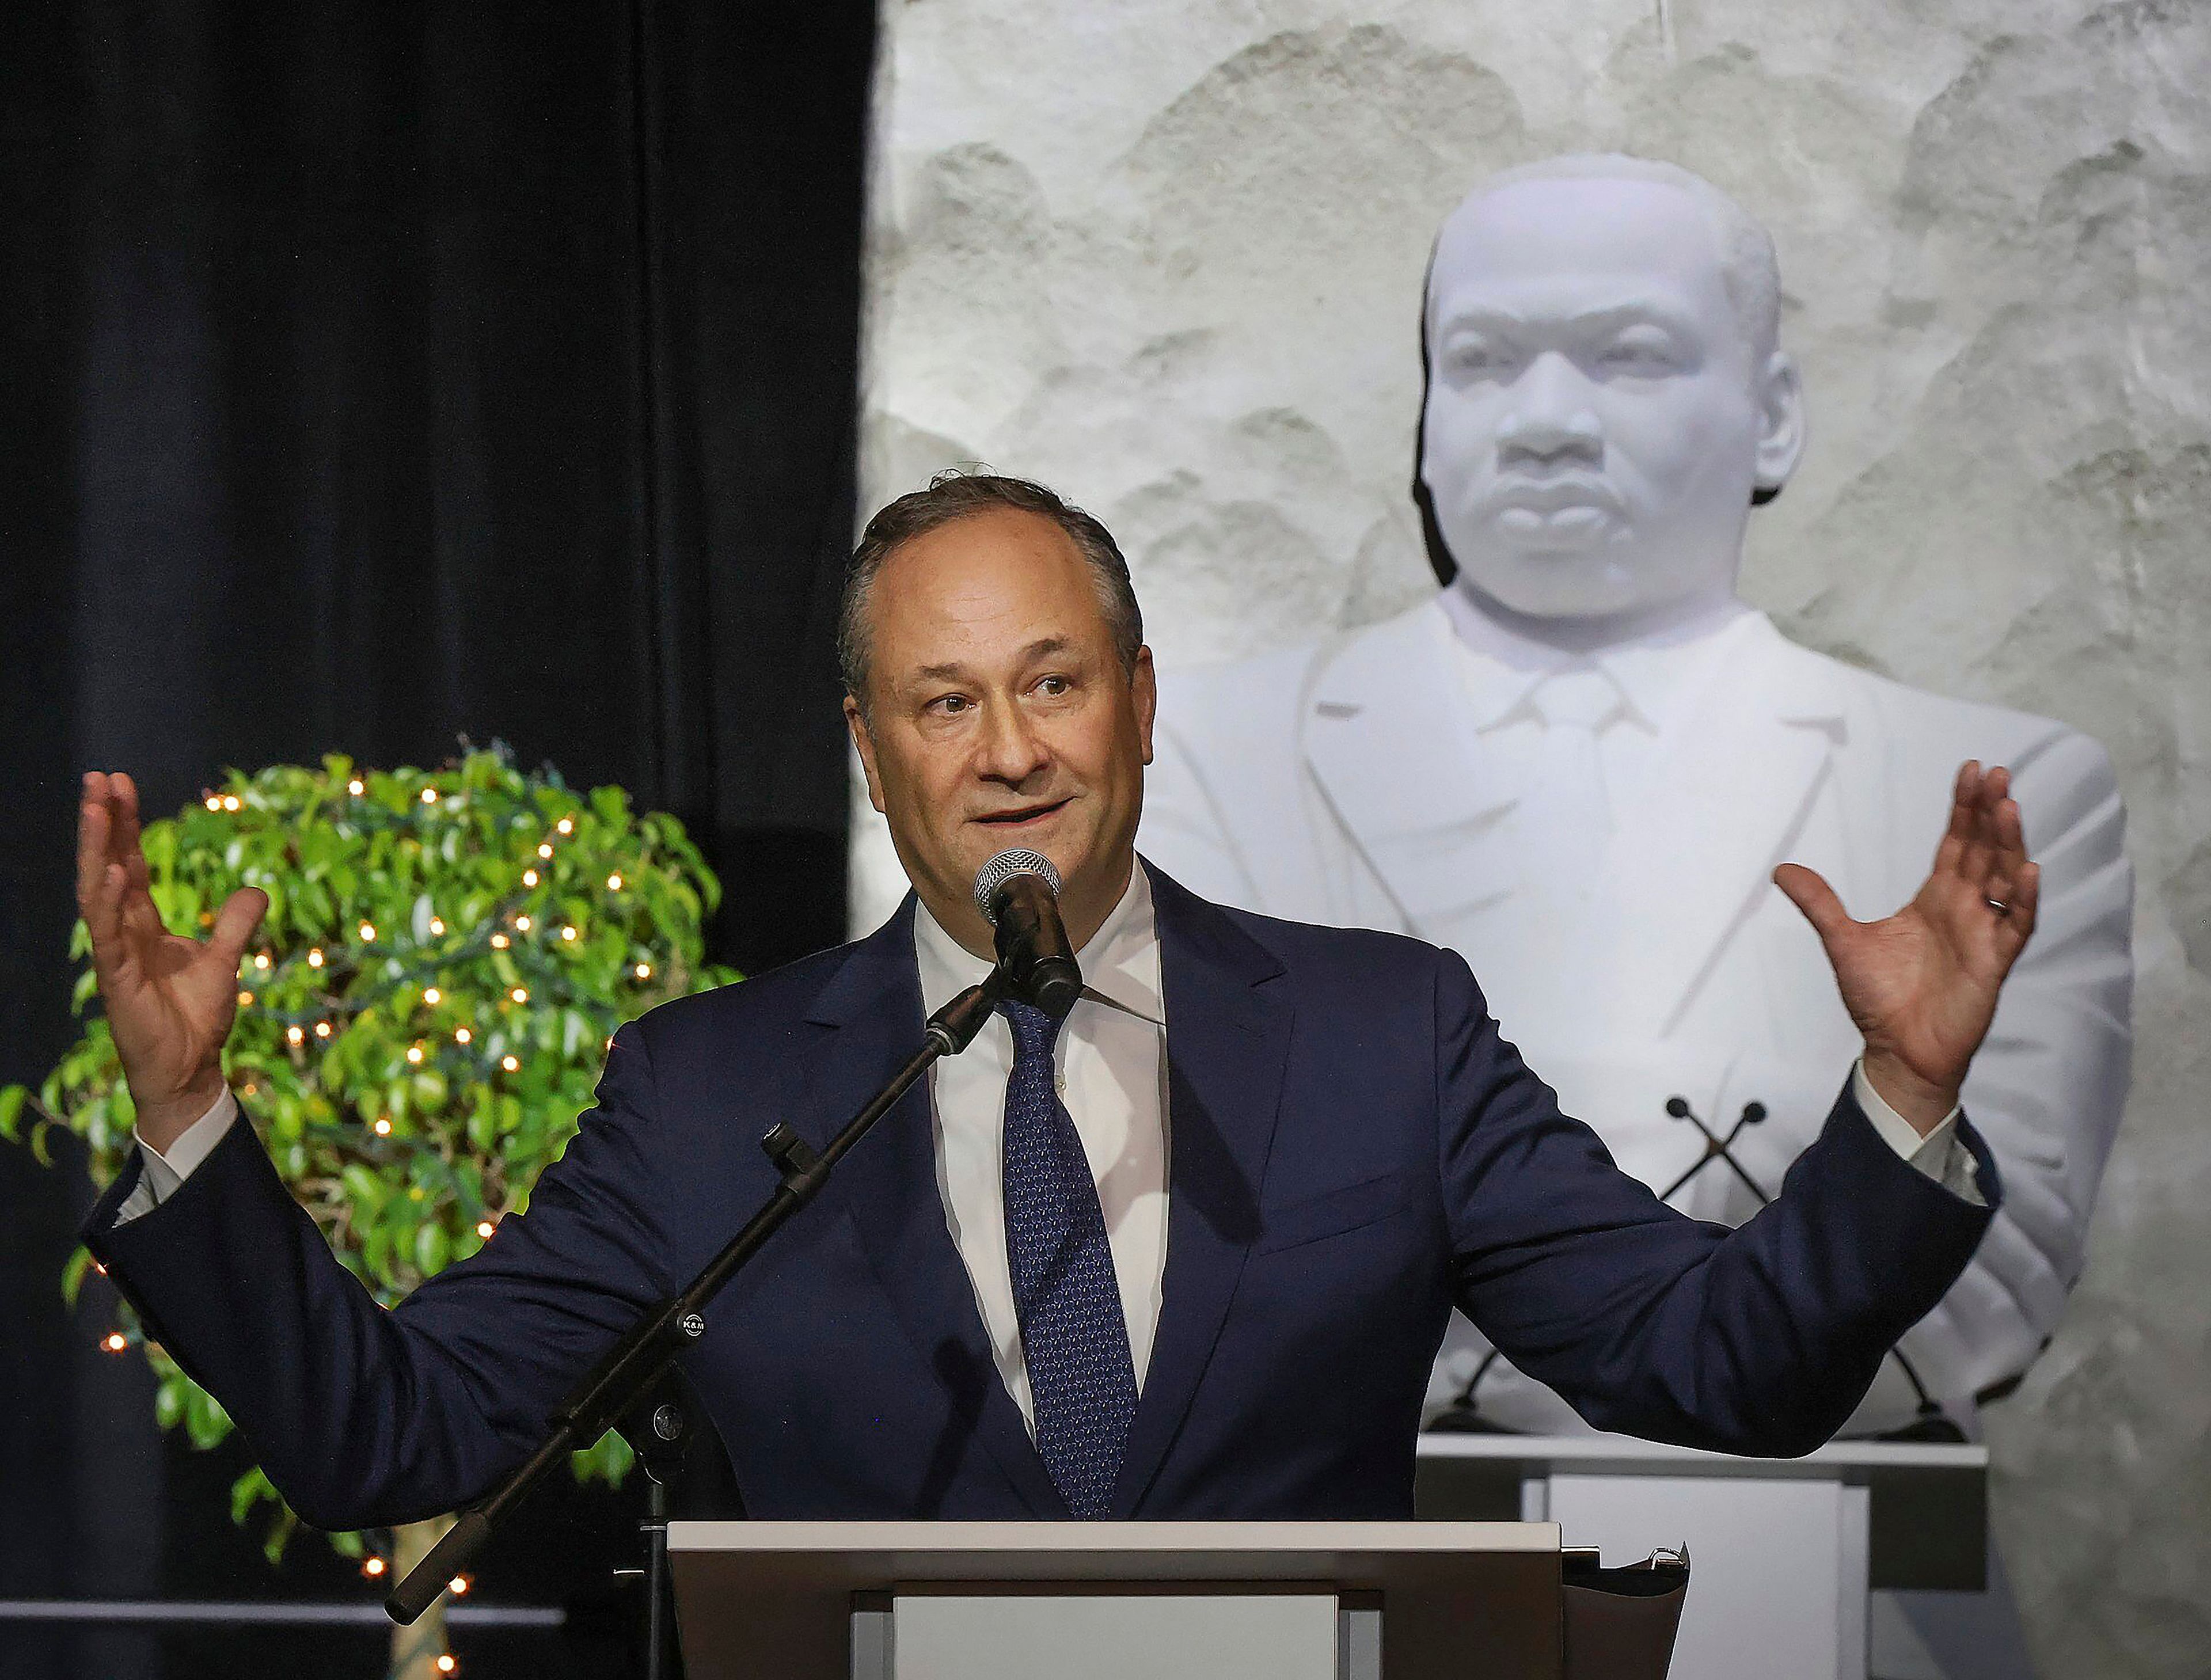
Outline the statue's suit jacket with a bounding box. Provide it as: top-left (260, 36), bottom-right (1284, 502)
top-left (1142, 605), bottom-right (2132, 1427)
top-left (85, 865), bottom-right (1996, 1532)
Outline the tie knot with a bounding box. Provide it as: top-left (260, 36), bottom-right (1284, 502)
top-left (998, 997), bottom-right (1063, 1064)
top-left (1528, 667), bottom-right (1625, 733)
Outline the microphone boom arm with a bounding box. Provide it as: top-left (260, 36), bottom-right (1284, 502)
top-left (385, 976), bottom-right (1005, 1624)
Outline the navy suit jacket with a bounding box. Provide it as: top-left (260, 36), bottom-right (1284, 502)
top-left (87, 864), bottom-right (1997, 1532)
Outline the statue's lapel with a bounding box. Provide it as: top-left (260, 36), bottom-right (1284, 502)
top-left (1589, 616), bottom-right (1851, 1034)
top-left (1300, 607), bottom-right (1520, 928)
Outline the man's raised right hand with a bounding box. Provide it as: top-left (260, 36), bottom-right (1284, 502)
top-left (77, 771), bottom-right (269, 1154)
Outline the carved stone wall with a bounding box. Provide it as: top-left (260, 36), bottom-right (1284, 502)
top-left (855, 7), bottom-right (2211, 1673)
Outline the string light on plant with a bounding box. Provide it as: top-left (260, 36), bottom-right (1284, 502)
top-left (634, 962), bottom-right (651, 980)
top-left (510, 987), bottom-right (529, 1004)
top-left (21, 748), bottom-right (739, 1575)
top-left (490, 933), bottom-right (510, 950)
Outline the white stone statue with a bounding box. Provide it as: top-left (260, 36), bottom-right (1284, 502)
top-left (1139, 154), bottom-right (2134, 1438)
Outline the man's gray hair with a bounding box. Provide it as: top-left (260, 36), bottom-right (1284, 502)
top-left (838, 472), bottom-right (1144, 710)
top-left (1434, 153), bottom-right (1783, 358)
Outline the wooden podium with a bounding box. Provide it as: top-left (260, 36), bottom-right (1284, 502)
top-left (668, 1520), bottom-right (1563, 1680)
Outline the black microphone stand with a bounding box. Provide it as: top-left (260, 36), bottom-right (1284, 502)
top-left (384, 975), bottom-right (1007, 1638)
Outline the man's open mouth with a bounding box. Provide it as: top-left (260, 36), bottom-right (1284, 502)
top-left (975, 797), bottom-right (1072, 827)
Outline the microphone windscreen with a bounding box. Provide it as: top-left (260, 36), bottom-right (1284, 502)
top-left (972, 849), bottom-right (1062, 923)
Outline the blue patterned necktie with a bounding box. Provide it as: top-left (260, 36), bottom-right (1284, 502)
top-left (998, 997), bottom-right (1138, 1518)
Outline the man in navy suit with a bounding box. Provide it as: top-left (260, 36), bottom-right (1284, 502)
top-left (75, 473), bottom-right (2033, 1530)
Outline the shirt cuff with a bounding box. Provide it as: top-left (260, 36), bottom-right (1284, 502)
top-left (114, 1089), bottom-right (240, 1225)
top-left (1852, 1059), bottom-right (1985, 1207)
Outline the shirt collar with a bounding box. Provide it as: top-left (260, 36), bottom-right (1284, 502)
top-left (913, 858), bottom-right (1161, 1021)
top-left (1433, 585), bottom-right (1758, 738)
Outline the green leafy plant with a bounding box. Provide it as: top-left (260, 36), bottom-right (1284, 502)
top-left (2, 747), bottom-right (738, 1568)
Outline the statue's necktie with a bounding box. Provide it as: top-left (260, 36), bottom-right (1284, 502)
top-left (998, 998), bottom-right (1138, 1518)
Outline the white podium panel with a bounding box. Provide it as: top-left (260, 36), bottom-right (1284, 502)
top-left (887, 1592), bottom-right (1340, 1680)
top-left (1546, 1474), bottom-right (1862, 1680)
top-left (668, 1520), bottom-right (1560, 1680)
top-left (1418, 1434), bottom-right (1986, 1680)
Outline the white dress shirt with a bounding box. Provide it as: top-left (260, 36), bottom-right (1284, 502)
top-left (915, 864), bottom-right (1170, 1431)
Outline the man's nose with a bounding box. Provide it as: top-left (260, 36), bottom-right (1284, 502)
top-left (1497, 352), bottom-right (1602, 465)
top-left (977, 696), bottom-right (1051, 784)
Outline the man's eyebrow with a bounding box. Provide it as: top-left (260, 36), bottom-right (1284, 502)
top-left (906, 637), bottom-right (1077, 686)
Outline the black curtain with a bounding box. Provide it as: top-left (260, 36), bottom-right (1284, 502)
top-left (0, 3), bottom-right (875, 1676)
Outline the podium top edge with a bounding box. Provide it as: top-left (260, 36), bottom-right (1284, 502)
top-left (666, 1520), bottom-right (1560, 1557)
top-left (1415, 1434), bottom-right (1989, 1471)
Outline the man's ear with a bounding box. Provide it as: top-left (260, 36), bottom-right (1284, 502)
top-left (1753, 351), bottom-right (1806, 497)
top-left (844, 694), bottom-right (889, 815)
top-left (1132, 646), bottom-right (1157, 766)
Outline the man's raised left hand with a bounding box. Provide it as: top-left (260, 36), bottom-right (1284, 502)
top-left (1774, 761), bottom-right (2039, 1136)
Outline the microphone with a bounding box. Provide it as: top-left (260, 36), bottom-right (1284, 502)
top-left (972, 849), bottom-right (1083, 1019)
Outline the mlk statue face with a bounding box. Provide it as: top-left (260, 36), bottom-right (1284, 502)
top-left (1420, 168), bottom-right (1806, 628)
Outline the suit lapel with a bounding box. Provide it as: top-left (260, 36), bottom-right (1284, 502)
top-left (1598, 615), bottom-right (1851, 1036)
top-left (797, 900), bottom-right (1064, 1516)
top-left (1112, 864), bottom-right (1293, 1515)
top-left (1301, 606), bottom-right (1519, 928)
